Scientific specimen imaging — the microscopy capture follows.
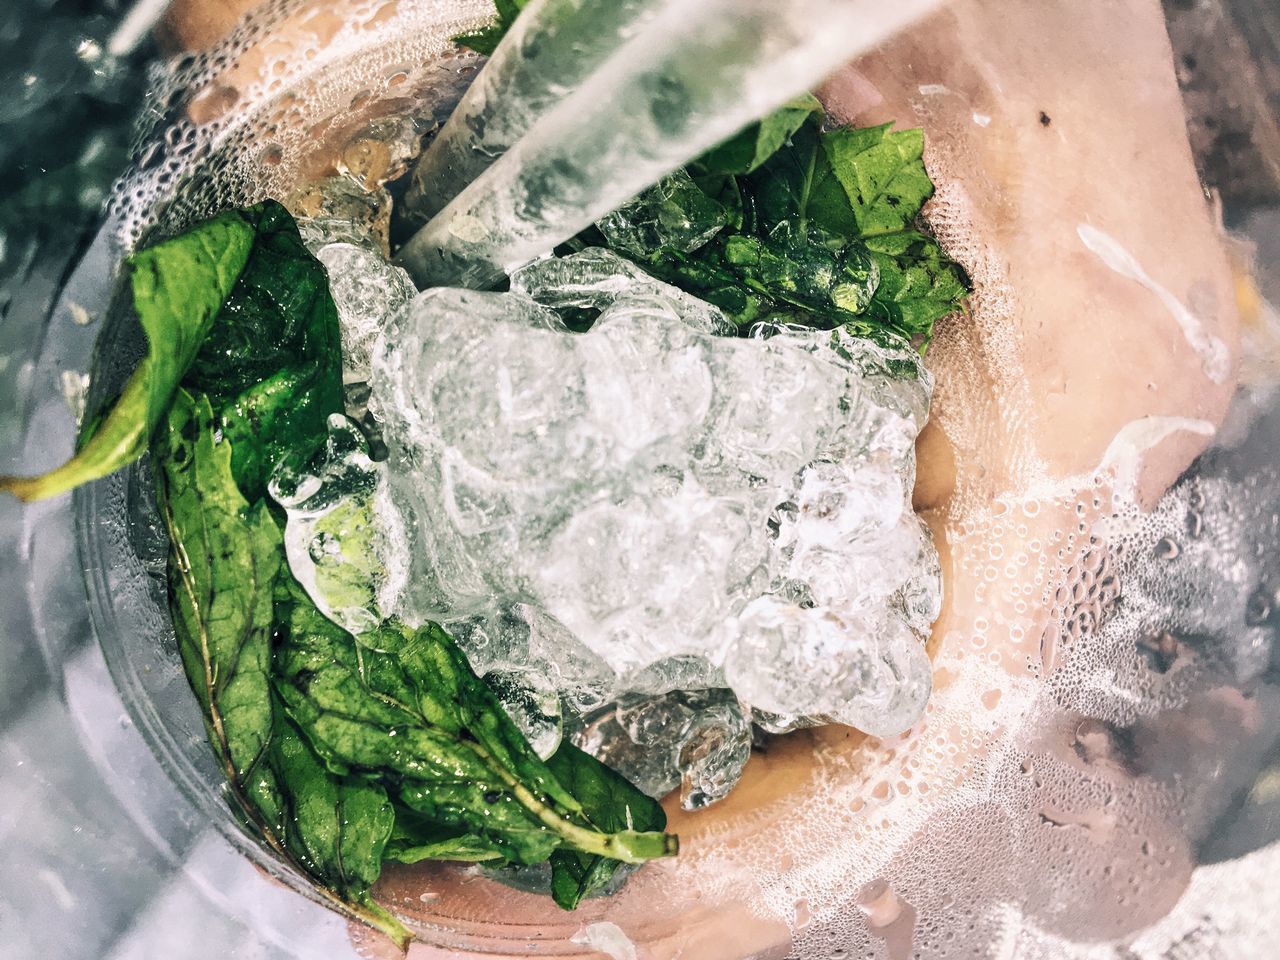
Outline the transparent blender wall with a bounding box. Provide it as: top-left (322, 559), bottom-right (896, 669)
top-left (70, 0), bottom-right (1280, 958)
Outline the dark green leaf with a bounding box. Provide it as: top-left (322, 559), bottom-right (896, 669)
top-left (156, 389), bottom-right (410, 948)
top-left (185, 200), bottom-right (342, 410)
top-left (384, 805), bottom-right (509, 864)
top-left (157, 389), bottom-right (281, 784)
top-left (1, 199), bottom-right (341, 503)
top-left (746, 117), bottom-right (858, 239)
top-left (864, 230), bottom-right (971, 338)
top-left (722, 224), bottom-right (879, 320)
top-left (218, 361), bottom-right (341, 503)
top-left (273, 604), bottom-right (675, 868)
top-left (585, 105), bottom-right (969, 343)
top-left (269, 711), bottom-right (395, 893)
top-left (1, 210), bottom-right (256, 501)
top-left (697, 93), bottom-right (823, 175)
top-left (546, 743), bottom-right (667, 910)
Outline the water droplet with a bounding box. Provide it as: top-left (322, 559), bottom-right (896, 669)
top-left (1186, 509), bottom-right (1204, 539)
top-left (1246, 589), bottom-right (1273, 626)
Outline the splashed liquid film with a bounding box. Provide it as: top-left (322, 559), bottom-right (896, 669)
top-left (48, 0), bottom-right (1280, 957)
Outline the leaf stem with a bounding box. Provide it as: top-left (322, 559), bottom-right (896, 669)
top-left (462, 738), bottom-right (677, 864)
top-left (161, 480), bottom-right (412, 951)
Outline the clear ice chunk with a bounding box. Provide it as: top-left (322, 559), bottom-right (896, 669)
top-left (368, 251), bottom-right (939, 776)
top-left (444, 604), bottom-right (614, 712)
top-left (315, 242), bottom-right (417, 387)
top-left (595, 169), bottom-right (737, 258)
top-left (269, 415), bottom-right (409, 637)
top-left (572, 689), bottom-right (752, 810)
top-left (483, 668), bottom-right (564, 761)
top-left (723, 599), bottom-right (932, 736)
top-left (288, 176), bottom-right (394, 254)
top-left (510, 247), bottom-right (735, 335)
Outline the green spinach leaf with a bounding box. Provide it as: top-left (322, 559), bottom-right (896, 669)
top-left (1, 200), bottom-right (338, 503)
top-left (273, 605), bottom-right (676, 867)
top-left (184, 201), bottom-right (342, 410)
top-left (546, 743), bottom-right (668, 910)
top-left (267, 711), bottom-right (397, 905)
top-left (218, 361), bottom-right (340, 504)
top-left (155, 388), bottom-right (411, 947)
top-left (697, 93), bottom-right (823, 176)
top-left (1, 210), bottom-right (255, 501)
top-left (455, 0), bottom-right (530, 56)
top-left (587, 107), bottom-right (969, 344)
top-left (822, 123), bottom-right (934, 237)
top-left (384, 805), bottom-right (509, 864)
top-left (863, 230), bottom-right (971, 342)
top-left (158, 389), bottom-right (281, 786)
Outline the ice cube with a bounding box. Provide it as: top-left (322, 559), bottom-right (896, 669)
top-left (287, 176), bottom-right (394, 254)
top-left (314, 242), bottom-right (416, 386)
top-left (368, 251), bottom-right (937, 746)
top-left (484, 668), bottom-right (564, 760)
top-left (572, 689), bottom-right (752, 810)
top-left (595, 169), bottom-right (737, 258)
top-left (511, 247), bottom-right (735, 335)
top-left (723, 599), bottom-right (932, 736)
top-left (269, 414), bottom-right (409, 636)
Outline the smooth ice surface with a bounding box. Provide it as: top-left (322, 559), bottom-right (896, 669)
top-left (371, 251), bottom-right (938, 743)
top-left (403, 0), bottom-right (675, 227)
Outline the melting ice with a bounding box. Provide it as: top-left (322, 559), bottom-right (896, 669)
top-left (283, 248), bottom-right (939, 807)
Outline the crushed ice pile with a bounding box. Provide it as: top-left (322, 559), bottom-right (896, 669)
top-left (281, 241), bottom-right (939, 809)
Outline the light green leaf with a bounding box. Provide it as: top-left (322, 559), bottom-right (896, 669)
top-left (1, 210), bottom-right (255, 501)
top-left (822, 124), bottom-right (934, 237)
top-left (864, 229), bottom-right (971, 337)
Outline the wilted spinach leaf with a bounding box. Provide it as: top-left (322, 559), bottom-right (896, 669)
top-left (273, 603), bottom-right (675, 868)
top-left (0, 200), bottom-right (339, 503)
top-left (384, 805), bottom-right (509, 865)
top-left (155, 387), bottom-right (411, 947)
top-left (158, 388), bottom-right (281, 787)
